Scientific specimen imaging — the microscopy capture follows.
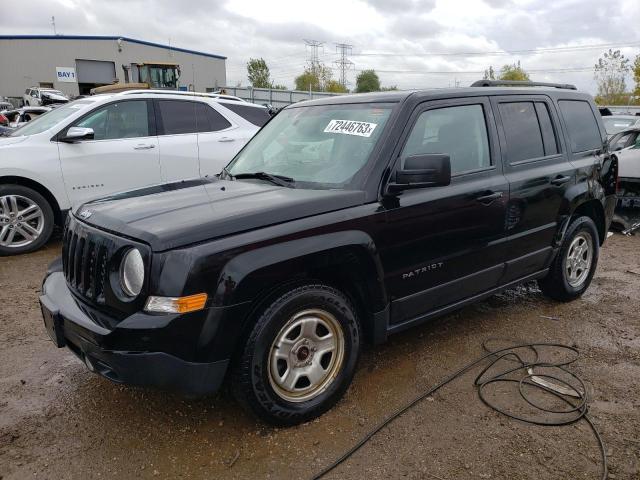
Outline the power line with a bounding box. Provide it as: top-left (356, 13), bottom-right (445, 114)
top-left (351, 41), bottom-right (640, 58)
top-left (332, 66), bottom-right (595, 75)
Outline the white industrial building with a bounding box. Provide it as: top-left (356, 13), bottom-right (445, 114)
top-left (0, 35), bottom-right (227, 100)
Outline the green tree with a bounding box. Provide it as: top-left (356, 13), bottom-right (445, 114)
top-left (381, 85), bottom-right (399, 91)
top-left (499, 61), bottom-right (530, 81)
top-left (325, 80), bottom-right (348, 93)
top-left (594, 49), bottom-right (630, 105)
top-left (271, 84), bottom-right (287, 90)
top-left (247, 58), bottom-right (272, 89)
top-left (355, 69), bottom-right (381, 93)
top-left (295, 62), bottom-right (333, 91)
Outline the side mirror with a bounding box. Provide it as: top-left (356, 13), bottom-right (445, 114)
top-left (386, 154), bottom-right (451, 194)
top-left (60, 127), bottom-right (94, 143)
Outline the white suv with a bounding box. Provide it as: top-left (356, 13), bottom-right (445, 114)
top-left (23, 87), bottom-right (69, 106)
top-left (0, 90), bottom-right (270, 255)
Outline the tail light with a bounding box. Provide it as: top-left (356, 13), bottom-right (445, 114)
top-left (0, 113), bottom-right (8, 126)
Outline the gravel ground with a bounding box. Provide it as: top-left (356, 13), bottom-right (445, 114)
top-left (1, 234), bottom-right (639, 480)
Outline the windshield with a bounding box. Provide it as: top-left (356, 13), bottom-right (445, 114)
top-left (42, 89), bottom-right (64, 96)
top-left (227, 103), bottom-right (393, 189)
top-left (9, 100), bottom-right (96, 137)
top-left (603, 117), bottom-right (636, 135)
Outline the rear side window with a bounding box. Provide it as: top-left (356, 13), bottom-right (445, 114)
top-left (498, 102), bottom-right (544, 162)
top-left (221, 103), bottom-right (270, 127)
top-left (157, 100), bottom-right (197, 135)
top-left (197, 104), bottom-right (232, 132)
top-left (558, 100), bottom-right (602, 152)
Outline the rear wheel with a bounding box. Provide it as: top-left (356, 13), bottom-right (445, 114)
top-left (538, 216), bottom-right (599, 301)
top-left (231, 283), bottom-right (361, 426)
top-left (0, 185), bottom-right (54, 256)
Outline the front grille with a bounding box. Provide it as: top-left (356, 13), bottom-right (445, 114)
top-left (62, 215), bottom-right (150, 318)
top-left (62, 222), bottom-right (110, 304)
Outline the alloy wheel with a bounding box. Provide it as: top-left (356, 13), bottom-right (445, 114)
top-left (0, 195), bottom-right (45, 248)
top-left (565, 232), bottom-right (593, 288)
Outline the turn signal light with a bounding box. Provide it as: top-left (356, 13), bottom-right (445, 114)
top-left (144, 293), bottom-right (208, 314)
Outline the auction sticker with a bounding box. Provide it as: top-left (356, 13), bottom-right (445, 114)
top-left (324, 119), bottom-right (377, 137)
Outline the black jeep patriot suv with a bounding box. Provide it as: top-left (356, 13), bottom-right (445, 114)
top-left (40, 80), bottom-right (617, 425)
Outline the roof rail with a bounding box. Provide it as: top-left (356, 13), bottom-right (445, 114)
top-left (116, 89), bottom-right (246, 102)
top-left (471, 79), bottom-right (577, 90)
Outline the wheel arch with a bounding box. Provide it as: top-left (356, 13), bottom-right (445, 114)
top-left (0, 175), bottom-right (65, 226)
top-left (215, 231), bottom-right (388, 346)
top-left (572, 199), bottom-right (606, 245)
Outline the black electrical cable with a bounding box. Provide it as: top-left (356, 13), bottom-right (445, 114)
top-left (311, 341), bottom-right (607, 480)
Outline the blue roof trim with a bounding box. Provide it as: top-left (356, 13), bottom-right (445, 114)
top-left (0, 35), bottom-right (226, 60)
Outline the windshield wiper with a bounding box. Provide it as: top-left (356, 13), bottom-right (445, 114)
top-left (232, 171), bottom-right (295, 188)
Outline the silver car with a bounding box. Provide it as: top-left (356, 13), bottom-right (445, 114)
top-left (602, 114), bottom-right (640, 136)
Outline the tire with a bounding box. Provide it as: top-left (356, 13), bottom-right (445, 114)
top-left (231, 283), bottom-right (361, 426)
top-left (538, 216), bottom-right (599, 302)
top-left (0, 184), bottom-right (55, 256)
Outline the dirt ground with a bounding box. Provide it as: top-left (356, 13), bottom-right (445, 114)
top-left (1, 234), bottom-right (639, 480)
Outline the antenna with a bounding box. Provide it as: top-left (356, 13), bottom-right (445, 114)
top-left (334, 43), bottom-right (354, 88)
top-left (51, 16), bottom-right (57, 35)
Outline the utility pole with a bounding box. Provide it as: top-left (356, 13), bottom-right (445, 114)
top-left (334, 43), bottom-right (354, 88)
top-left (51, 16), bottom-right (57, 36)
top-left (304, 39), bottom-right (324, 66)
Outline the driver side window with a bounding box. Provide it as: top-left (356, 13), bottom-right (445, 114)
top-left (401, 104), bottom-right (491, 175)
top-left (75, 101), bottom-right (150, 140)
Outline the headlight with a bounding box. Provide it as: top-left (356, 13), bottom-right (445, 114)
top-left (120, 248), bottom-right (144, 297)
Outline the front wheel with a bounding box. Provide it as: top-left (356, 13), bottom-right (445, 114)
top-left (538, 216), bottom-right (599, 301)
top-left (0, 185), bottom-right (54, 256)
top-left (231, 283), bottom-right (361, 426)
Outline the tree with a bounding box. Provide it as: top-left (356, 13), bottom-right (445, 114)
top-left (247, 58), bottom-right (272, 89)
top-left (632, 54), bottom-right (640, 100)
top-left (483, 66), bottom-right (496, 80)
top-left (355, 69), bottom-right (381, 93)
top-left (325, 80), bottom-right (348, 93)
top-left (271, 84), bottom-right (287, 90)
top-left (380, 85), bottom-right (399, 91)
top-left (295, 62), bottom-right (333, 91)
top-left (499, 61), bottom-right (530, 81)
top-left (594, 49), bottom-right (630, 105)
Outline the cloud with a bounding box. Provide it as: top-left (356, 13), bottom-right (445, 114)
top-left (1, 0), bottom-right (639, 92)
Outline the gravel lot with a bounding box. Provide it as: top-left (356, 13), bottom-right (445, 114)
top-left (1, 234), bottom-right (639, 480)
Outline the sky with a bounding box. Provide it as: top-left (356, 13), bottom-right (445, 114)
top-left (2, 0), bottom-right (640, 94)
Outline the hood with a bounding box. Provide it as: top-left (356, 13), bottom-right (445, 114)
top-left (41, 92), bottom-right (68, 101)
top-left (0, 135), bottom-right (27, 147)
top-left (76, 178), bottom-right (366, 251)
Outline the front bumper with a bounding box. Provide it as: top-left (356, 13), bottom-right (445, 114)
top-left (40, 271), bottom-right (229, 395)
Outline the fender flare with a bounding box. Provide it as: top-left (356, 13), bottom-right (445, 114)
top-left (213, 230), bottom-right (387, 311)
top-left (556, 181), bottom-right (606, 245)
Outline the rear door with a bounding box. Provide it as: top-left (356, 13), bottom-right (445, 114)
top-left (381, 97), bottom-right (509, 326)
top-left (155, 99), bottom-right (201, 182)
top-left (58, 99), bottom-right (161, 206)
top-left (193, 103), bottom-right (242, 177)
top-left (491, 95), bottom-right (575, 282)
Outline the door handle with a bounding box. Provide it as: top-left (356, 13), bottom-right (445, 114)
top-left (550, 175), bottom-right (571, 186)
top-left (134, 144), bottom-right (155, 150)
top-left (218, 137), bottom-right (235, 143)
top-left (476, 191), bottom-right (503, 205)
